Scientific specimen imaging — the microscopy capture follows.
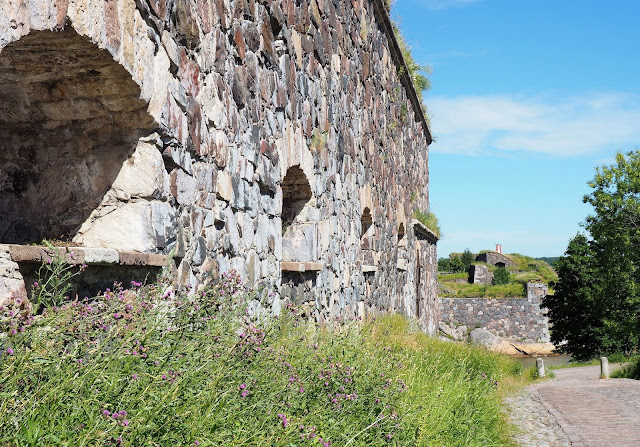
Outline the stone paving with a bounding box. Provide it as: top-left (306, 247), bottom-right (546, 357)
top-left (507, 365), bottom-right (640, 447)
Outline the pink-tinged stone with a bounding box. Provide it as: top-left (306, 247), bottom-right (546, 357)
top-left (179, 49), bottom-right (200, 97)
top-left (234, 27), bottom-right (246, 60)
top-left (104, 0), bottom-right (121, 51)
top-left (215, 0), bottom-right (227, 29)
top-left (164, 92), bottom-right (187, 146)
top-left (196, 0), bottom-right (212, 34)
top-left (55, 0), bottom-right (69, 28)
top-left (188, 102), bottom-right (205, 156)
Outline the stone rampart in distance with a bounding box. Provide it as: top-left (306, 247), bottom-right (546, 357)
top-left (0, 0), bottom-right (438, 333)
top-left (439, 282), bottom-right (550, 342)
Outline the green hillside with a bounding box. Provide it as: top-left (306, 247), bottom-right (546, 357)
top-left (439, 253), bottom-right (558, 298)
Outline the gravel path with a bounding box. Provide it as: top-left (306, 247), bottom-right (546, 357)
top-left (506, 364), bottom-right (640, 447)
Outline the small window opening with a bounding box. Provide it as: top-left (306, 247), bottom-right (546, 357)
top-left (397, 223), bottom-right (406, 245)
top-left (360, 207), bottom-right (376, 267)
top-left (361, 207), bottom-right (373, 245)
top-left (281, 166), bottom-right (317, 262)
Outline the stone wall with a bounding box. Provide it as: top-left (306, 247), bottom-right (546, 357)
top-left (0, 0), bottom-right (438, 333)
top-left (475, 252), bottom-right (515, 268)
top-left (439, 283), bottom-right (550, 342)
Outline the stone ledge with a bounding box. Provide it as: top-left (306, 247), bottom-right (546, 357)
top-left (0, 244), bottom-right (169, 267)
top-left (411, 219), bottom-right (439, 241)
top-left (281, 261), bottom-right (324, 272)
top-left (362, 265), bottom-right (378, 273)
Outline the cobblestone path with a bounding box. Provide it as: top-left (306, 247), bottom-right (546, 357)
top-left (507, 365), bottom-right (640, 447)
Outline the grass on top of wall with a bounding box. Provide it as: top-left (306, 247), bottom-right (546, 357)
top-left (439, 274), bottom-right (526, 298)
top-left (506, 254), bottom-right (558, 285)
top-left (1, 272), bottom-right (525, 446)
top-left (439, 253), bottom-right (558, 298)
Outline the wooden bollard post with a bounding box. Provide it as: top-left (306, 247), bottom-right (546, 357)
top-left (536, 357), bottom-right (545, 378)
top-left (601, 357), bottom-right (609, 379)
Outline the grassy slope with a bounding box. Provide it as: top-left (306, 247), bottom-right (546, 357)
top-left (440, 253), bottom-right (558, 298)
top-left (0, 275), bottom-right (525, 446)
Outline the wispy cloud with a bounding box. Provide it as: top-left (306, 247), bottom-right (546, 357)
top-left (427, 92), bottom-right (640, 157)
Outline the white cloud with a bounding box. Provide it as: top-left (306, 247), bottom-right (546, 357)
top-left (427, 92), bottom-right (640, 157)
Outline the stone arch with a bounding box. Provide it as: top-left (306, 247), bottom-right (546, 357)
top-left (281, 165), bottom-right (317, 262)
top-left (397, 222), bottom-right (406, 244)
top-left (360, 206), bottom-right (376, 266)
top-left (0, 28), bottom-right (157, 244)
top-left (281, 166), bottom-right (312, 228)
top-left (361, 207), bottom-right (373, 240)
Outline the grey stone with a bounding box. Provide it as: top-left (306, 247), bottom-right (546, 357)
top-left (470, 328), bottom-right (503, 348)
top-left (83, 248), bottom-right (119, 264)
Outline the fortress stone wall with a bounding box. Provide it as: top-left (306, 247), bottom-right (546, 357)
top-left (0, 0), bottom-right (438, 333)
top-left (439, 283), bottom-right (550, 342)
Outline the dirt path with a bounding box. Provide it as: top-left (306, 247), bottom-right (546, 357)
top-left (508, 365), bottom-right (640, 447)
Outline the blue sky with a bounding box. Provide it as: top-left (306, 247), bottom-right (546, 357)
top-left (392, 0), bottom-right (640, 257)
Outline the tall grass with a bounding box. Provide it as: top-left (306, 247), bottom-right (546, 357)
top-left (0, 273), bottom-right (522, 446)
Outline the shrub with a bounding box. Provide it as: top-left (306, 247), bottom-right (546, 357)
top-left (437, 257), bottom-right (450, 272)
top-left (31, 240), bottom-right (87, 313)
top-left (450, 256), bottom-right (465, 273)
top-left (461, 249), bottom-right (474, 271)
top-left (492, 267), bottom-right (510, 285)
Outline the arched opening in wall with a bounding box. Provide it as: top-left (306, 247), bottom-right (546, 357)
top-left (397, 223), bottom-right (406, 245)
top-left (495, 262), bottom-right (506, 268)
top-left (0, 29), bottom-right (156, 244)
top-left (396, 222), bottom-right (408, 270)
top-left (281, 166), bottom-right (317, 262)
top-left (280, 165), bottom-right (321, 310)
top-left (360, 207), bottom-right (376, 268)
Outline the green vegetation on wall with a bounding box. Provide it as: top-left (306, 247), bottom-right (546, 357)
top-left (439, 252), bottom-right (558, 298)
top-left (383, 0), bottom-right (432, 113)
top-left (413, 209), bottom-right (441, 239)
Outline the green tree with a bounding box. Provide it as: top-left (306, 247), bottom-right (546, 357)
top-left (541, 235), bottom-right (602, 360)
top-left (437, 257), bottom-right (450, 272)
top-left (449, 256), bottom-right (465, 273)
top-left (543, 151), bottom-right (640, 359)
top-left (491, 267), bottom-right (510, 285)
top-left (461, 249), bottom-right (474, 271)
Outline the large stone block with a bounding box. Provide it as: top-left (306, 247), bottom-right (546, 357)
top-left (282, 222), bottom-right (318, 262)
top-left (74, 201), bottom-right (174, 253)
top-left (111, 140), bottom-right (169, 199)
top-left (0, 249), bottom-right (27, 305)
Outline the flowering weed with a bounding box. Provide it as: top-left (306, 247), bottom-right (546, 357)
top-left (0, 271), bottom-right (520, 446)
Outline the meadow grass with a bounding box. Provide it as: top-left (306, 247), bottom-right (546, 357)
top-left (439, 280), bottom-right (525, 298)
top-left (439, 253), bottom-right (557, 298)
top-left (1, 273), bottom-right (524, 446)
